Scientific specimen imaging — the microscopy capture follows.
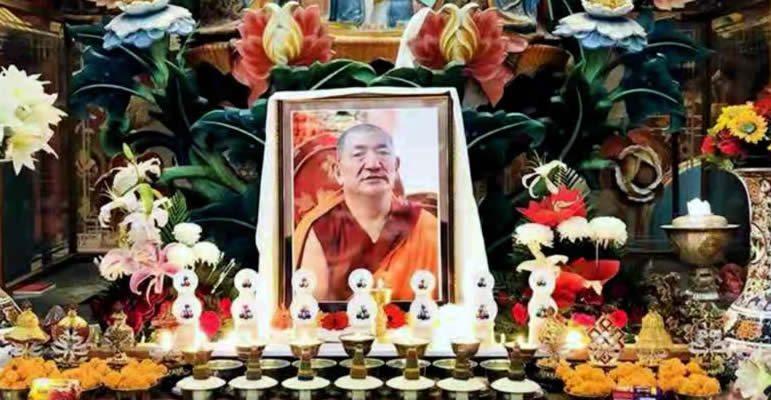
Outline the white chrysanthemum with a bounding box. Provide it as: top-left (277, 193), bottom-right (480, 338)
top-left (165, 242), bottom-right (195, 268)
top-left (0, 65), bottom-right (66, 174)
top-left (173, 222), bottom-right (202, 246)
top-left (589, 216), bottom-right (628, 248)
top-left (193, 241), bottom-right (222, 265)
top-left (557, 216), bottom-right (591, 243)
top-left (514, 223), bottom-right (554, 249)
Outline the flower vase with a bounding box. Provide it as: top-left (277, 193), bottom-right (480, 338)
top-left (724, 168), bottom-right (771, 350)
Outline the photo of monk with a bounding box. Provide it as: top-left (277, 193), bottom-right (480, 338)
top-left (289, 107), bottom-right (444, 302)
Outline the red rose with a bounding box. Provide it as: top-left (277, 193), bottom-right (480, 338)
top-left (700, 135), bottom-right (715, 155)
top-left (717, 136), bottom-right (745, 156)
top-left (571, 313), bottom-right (596, 328)
top-left (200, 311), bottom-right (222, 338)
top-left (320, 311), bottom-right (349, 331)
top-left (755, 97), bottom-right (771, 117)
top-left (517, 185), bottom-right (587, 227)
top-left (384, 304), bottom-right (407, 329)
top-left (218, 298), bottom-right (232, 319)
top-left (608, 309), bottom-right (628, 328)
top-left (511, 303), bottom-right (528, 325)
top-left (522, 288), bottom-right (533, 301)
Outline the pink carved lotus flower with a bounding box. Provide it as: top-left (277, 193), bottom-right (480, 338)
top-left (409, 4), bottom-right (527, 106)
top-left (233, 3), bottom-right (334, 104)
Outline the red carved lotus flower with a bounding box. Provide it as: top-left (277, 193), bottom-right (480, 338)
top-left (233, 3), bottom-right (334, 104)
top-left (409, 4), bottom-right (526, 106)
top-left (518, 185), bottom-right (587, 227)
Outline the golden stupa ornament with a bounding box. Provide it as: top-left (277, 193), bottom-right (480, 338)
top-left (536, 309), bottom-right (566, 370)
top-left (51, 306), bottom-right (92, 367)
top-left (635, 310), bottom-right (672, 366)
top-left (104, 311), bottom-right (136, 367)
top-left (6, 306), bottom-right (49, 356)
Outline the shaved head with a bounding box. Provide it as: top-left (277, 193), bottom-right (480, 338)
top-left (336, 124), bottom-right (394, 155)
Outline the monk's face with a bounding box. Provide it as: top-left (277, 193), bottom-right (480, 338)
top-left (336, 130), bottom-right (399, 197)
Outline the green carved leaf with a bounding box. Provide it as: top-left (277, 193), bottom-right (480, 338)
top-left (269, 59), bottom-right (377, 92)
top-left (463, 109), bottom-right (546, 180)
top-left (369, 64), bottom-right (465, 96)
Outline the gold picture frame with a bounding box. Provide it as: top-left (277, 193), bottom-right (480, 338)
top-left (276, 93), bottom-right (456, 310)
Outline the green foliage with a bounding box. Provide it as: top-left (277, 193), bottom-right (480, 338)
top-left (161, 192), bottom-right (189, 245)
top-left (463, 109), bottom-right (546, 180)
top-left (270, 59), bottom-right (377, 92)
top-left (369, 64), bottom-right (466, 97)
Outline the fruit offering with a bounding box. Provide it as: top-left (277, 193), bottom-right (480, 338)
top-left (103, 359), bottom-right (167, 390)
top-left (657, 358), bottom-right (687, 392)
top-left (0, 358), bottom-right (60, 389)
top-left (557, 362), bottom-right (615, 397)
top-left (60, 358), bottom-right (111, 390)
top-left (608, 362), bottom-right (657, 388)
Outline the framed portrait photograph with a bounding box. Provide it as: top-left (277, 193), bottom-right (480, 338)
top-left (276, 93), bottom-right (454, 308)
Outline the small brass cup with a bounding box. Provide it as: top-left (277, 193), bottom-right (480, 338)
top-left (289, 340), bottom-right (323, 381)
top-left (450, 339), bottom-right (480, 380)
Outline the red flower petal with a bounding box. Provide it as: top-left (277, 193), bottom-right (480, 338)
top-left (608, 309), bottom-right (628, 328)
top-left (567, 258), bottom-right (620, 283)
top-left (384, 304), bottom-right (407, 329)
top-left (200, 311), bottom-right (221, 338)
top-left (511, 303), bottom-right (528, 325)
top-left (552, 272), bottom-right (587, 309)
top-left (218, 297), bottom-right (232, 319)
top-left (408, 12), bottom-right (448, 70)
top-left (571, 313), bottom-right (596, 327)
top-left (700, 135), bottom-right (715, 155)
top-left (517, 186), bottom-right (587, 227)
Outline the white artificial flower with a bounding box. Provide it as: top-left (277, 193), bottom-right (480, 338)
top-left (95, 248), bottom-right (135, 281)
top-left (516, 254), bottom-right (568, 275)
top-left (173, 222), bottom-right (202, 246)
top-left (193, 241), bottom-right (222, 265)
top-left (111, 158), bottom-right (161, 195)
top-left (0, 65), bottom-right (66, 174)
top-left (120, 197), bottom-right (169, 244)
top-left (164, 242), bottom-right (195, 268)
top-left (735, 351), bottom-right (771, 400)
top-left (521, 159), bottom-right (567, 198)
top-left (589, 216), bottom-right (628, 248)
top-left (514, 223), bottom-right (554, 249)
top-left (99, 191), bottom-right (140, 227)
top-left (4, 124), bottom-right (57, 174)
top-left (557, 216), bottom-right (591, 243)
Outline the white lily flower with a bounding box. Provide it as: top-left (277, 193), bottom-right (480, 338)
top-left (111, 158), bottom-right (161, 195)
top-left (120, 197), bottom-right (169, 244)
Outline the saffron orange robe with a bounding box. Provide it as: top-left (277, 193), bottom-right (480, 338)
top-left (294, 192), bottom-right (438, 300)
